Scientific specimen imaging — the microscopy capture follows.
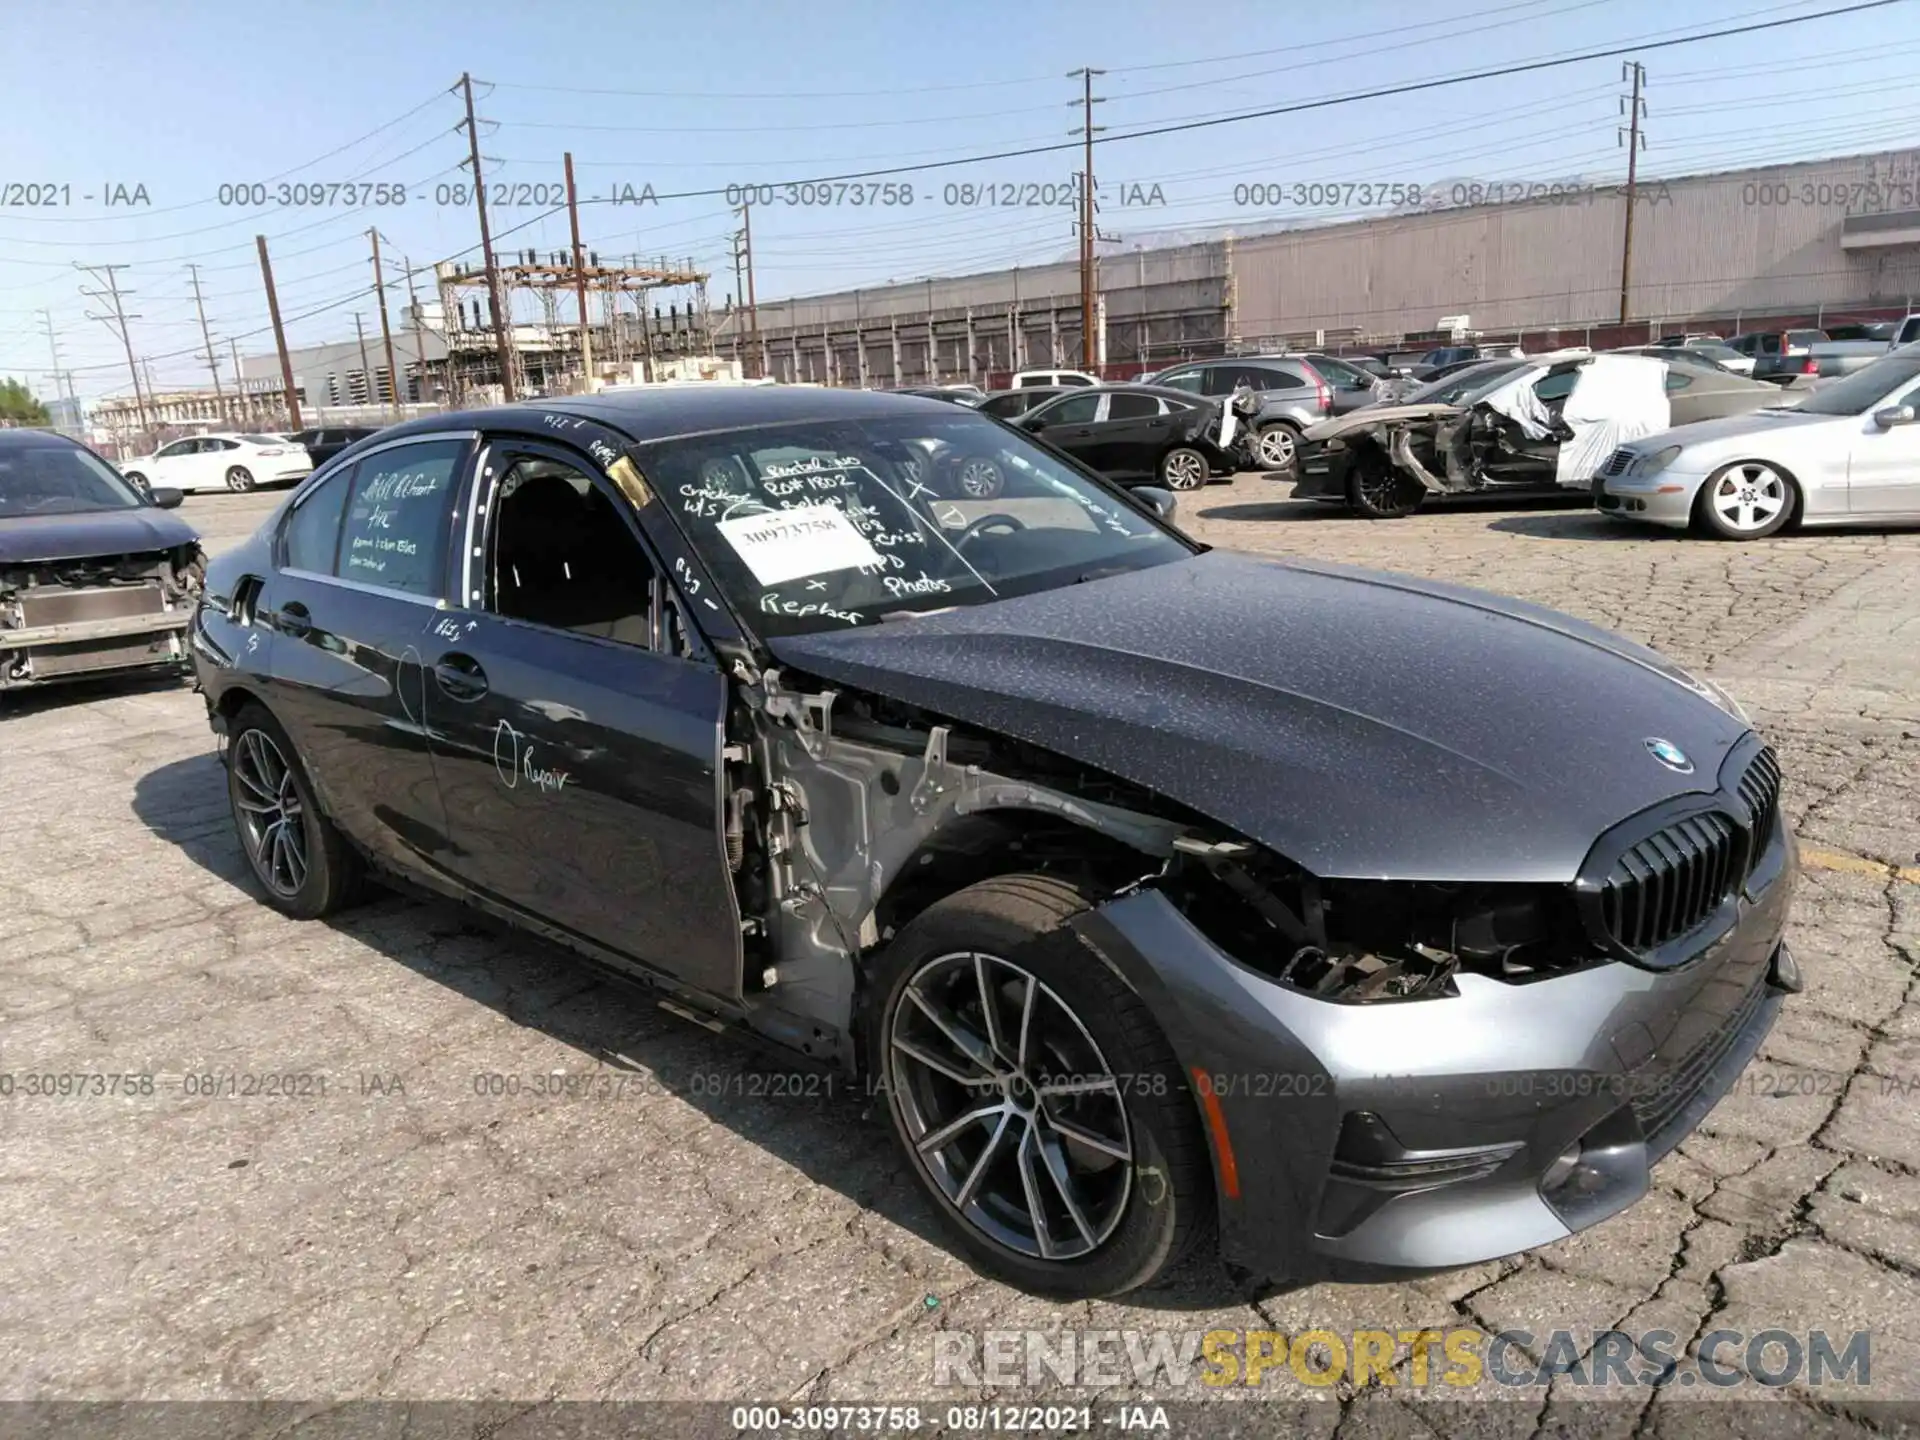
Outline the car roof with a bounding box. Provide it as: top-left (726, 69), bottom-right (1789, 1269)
top-left (365, 385), bottom-right (974, 449)
top-left (0, 428), bottom-right (86, 451)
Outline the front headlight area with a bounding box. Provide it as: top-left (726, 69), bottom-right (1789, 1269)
top-left (1161, 838), bottom-right (1603, 1002)
top-left (1628, 444), bottom-right (1683, 477)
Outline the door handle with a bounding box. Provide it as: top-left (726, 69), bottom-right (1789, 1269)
top-left (1148, 419), bottom-right (1167, 428)
top-left (275, 601), bottom-right (311, 639)
top-left (433, 651), bottom-right (489, 701)
top-left (1070, 428), bottom-right (1092, 436)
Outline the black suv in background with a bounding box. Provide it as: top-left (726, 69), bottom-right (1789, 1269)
top-left (288, 426), bottom-right (381, 468)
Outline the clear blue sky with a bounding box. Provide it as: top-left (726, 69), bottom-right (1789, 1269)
top-left (3, 0), bottom-right (1914, 400)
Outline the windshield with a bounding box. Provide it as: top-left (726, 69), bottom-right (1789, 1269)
top-left (1397, 359), bottom-right (1527, 406)
top-left (0, 442), bottom-right (148, 517)
top-left (638, 412), bottom-right (1193, 638)
top-left (1793, 353), bottom-right (1920, 415)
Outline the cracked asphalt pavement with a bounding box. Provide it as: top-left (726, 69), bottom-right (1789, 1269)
top-left (4, 477), bottom-right (1918, 1427)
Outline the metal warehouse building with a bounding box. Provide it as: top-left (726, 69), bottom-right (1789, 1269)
top-left (719, 147), bottom-right (1920, 386)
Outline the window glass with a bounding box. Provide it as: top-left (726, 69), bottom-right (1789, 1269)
top-left (1250, 366), bottom-right (1305, 390)
top-left (1156, 369), bottom-right (1204, 393)
top-left (1034, 392), bottom-right (1101, 425)
top-left (486, 453), bottom-right (657, 646)
top-left (1664, 370), bottom-right (1695, 393)
top-left (0, 442), bottom-right (146, 517)
top-left (1533, 370), bottom-right (1581, 402)
top-left (284, 465), bottom-right (354, 573)
top-left (337, 439), bottom-right (464, 596)
top-left (157, 440), bottom-right (195, 458)
top-left (1105, 393), bottom-right (1158, 420)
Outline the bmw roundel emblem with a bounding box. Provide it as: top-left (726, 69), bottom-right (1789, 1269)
top-left (1645, 737), bottom-right (1693, 773)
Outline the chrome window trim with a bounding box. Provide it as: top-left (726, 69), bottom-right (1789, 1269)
top-left (280, 566), bottom-right (443, 607)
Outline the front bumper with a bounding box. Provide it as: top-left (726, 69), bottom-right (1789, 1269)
top-left (1070, 795), bottom-right (1796, 1289)
top-left (1291, 442), bottom-right (1352, 500)
top-left (1595, 469), bottom-right (1709, 528)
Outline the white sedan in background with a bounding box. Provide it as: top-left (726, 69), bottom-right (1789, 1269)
top-left (120, 433), bottom-right (312, 494)
top-left (1595, 347), bottom-right (1920, 539)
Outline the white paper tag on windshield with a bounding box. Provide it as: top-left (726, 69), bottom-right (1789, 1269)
top-left (716, 503), bottom-right (884, 586)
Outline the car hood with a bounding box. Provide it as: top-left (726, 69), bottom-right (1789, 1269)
top-left (1634, 406), bottom-right (1838, 457)
top-left (768, 552), bottom-right (1749, 883)
top-left (0, 508), bottom-right (200, 565)
top-left (1304, 403), bottom-right (1457, 441)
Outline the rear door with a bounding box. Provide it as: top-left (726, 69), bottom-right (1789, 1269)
top-left (1085, 391), bottom-right (1167, 477)
top-left (258, 432), bottom-right (475, 883)
top-left (422, 435), bottom-right (742, 1002)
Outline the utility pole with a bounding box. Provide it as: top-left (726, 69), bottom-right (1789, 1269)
top-left (1617, 61), bottom-right (1646, 326)
top-left (402, 256), bottom-right (431, 402)
top-left (737, 200), bottom-right (760, 378)
top-left (76, 263), bottom-right (148, 433)
top-left (563, 152), bottom-right (593, 391)
top-left (255, 234), bottom-right (302, 431)
top-left (354, 312), bottom-right (374, 407)
top-left (37, 311), bottom-right (66, 414)
top-left (230, 338), bottom-right (246, 421)
top-left (368, 229), bottom-right (401, 416)
top-left (1069, 67), bottom-right (1107, 373)
top-left (461, 72), bottom-right (516, 400)
top-left (186, 263), bottom-right (226, 416)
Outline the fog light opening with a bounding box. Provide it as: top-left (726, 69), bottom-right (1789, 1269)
top-left (1542, 1142), bottom-right (1582, 1191)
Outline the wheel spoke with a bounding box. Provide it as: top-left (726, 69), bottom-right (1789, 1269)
top-left (905, 984), bottom-right (997, 1073)
top-left (1034, 1125), bottom-right (1098, 1252)
top-left (891, 1035), bottom-right (988, 1088)
top-left (916, 1101), bottom-right (1006, 1156)
top-left (954, 1109), bottom-right (1013, 1211)
top-left (973, 954), bottom-right (1008, 1063)
top-left (282, 823), bottom-right (308, 889)
top-left (1015, 974), bottom-right (1036, 1069)
top-left (1014, 1123), bottom-right (1058, 1260)
top-left (1042, 1108), bottom-right (1132, 1162)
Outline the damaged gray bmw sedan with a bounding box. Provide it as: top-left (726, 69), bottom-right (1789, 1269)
top-left (190, 386), bottom-right (1798, 1299)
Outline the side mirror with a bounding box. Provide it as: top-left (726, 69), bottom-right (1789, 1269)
top-left (1019, 416), bottom-right (1046, 432)
top-left (1873, 404), bottom-right (1916, 429)
top-left (1134, 485), bottom-right (1177, 522)
top-left (149, 487), bottom-right (184, 509)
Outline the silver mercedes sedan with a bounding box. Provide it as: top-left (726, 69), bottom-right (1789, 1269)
top-left (1596, 348), bottom-right (1920, 539)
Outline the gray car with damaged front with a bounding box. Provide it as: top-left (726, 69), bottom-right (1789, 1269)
top-left (191, 386), bottom-right (1797, 1301)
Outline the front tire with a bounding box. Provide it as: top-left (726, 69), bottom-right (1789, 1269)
top-left (948, 454), bottom-right (1006, 501)
top-left (1695, 460), bottom-right (1795, 540)
top-left (869, 874), bottom-right (1214, 1299)
top-left (226, 702), bottom-right (365, 919)
top-left (1158, 447), bottom-right (1209, 491)
top-left (1251, 422), bottom-right (1301, 472)
top-left (1348, 452), bottom-right (1425, 518)
top-left (226, 466), bottom-right (256, 492)
top-left (122, 470), bottom-right (149, 492)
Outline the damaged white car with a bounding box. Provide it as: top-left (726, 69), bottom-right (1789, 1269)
top-left (1292, 353), bottom-right (1795, 518)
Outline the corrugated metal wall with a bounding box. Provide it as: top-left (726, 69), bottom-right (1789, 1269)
top-left (1233, 149), bottom-right (1920, 337)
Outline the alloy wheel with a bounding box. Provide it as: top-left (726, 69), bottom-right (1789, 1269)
top-left (231, 728), bottom-right (308, 897)
top-left (1255, 426), bottom-right (1296, 467)
top-left (888, 950), bottom-right (1133, 1261)
top-left (226, 466), bottom-right (255, 492)
top-left (1709, 463), bottom-right (1788, 533)
top-left (956, 458), bottom-right (1004, 499)
top-left (1161, 450), bottom-right (1207, 490)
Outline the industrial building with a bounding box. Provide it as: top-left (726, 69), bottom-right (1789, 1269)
top-left (714, 146), bottom-right (1920, 386)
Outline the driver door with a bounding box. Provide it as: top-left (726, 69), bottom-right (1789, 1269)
top-left (1026, 391), bottom-right (1105, 466)
top-left (1847, 374), bottom-right (1920, 515)
top-left (151, 438), bottom-right (203, 490)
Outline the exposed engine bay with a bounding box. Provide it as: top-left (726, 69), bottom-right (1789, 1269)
top-left (0, 544), bottom-right (205, 689)
top-left (719, 666), bottom-right (1600, 1061)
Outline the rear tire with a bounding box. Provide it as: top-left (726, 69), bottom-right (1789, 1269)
top-left (226, 466), bottom-right (255, 492)
top-left (868, 873), bottom-right (1214, 1299)
top-left (1158, 447), bottom-right (1209, 491)
top-left (1347, 452), bottom-right (1425, 518)
top-left (1694, 460), bottom-right (1795, 540)
top-left (226, 702), bottom-right (365, 919)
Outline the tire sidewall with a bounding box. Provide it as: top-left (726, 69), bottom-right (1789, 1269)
top-left (1348, 456), bottom-right (1423, 518)
top-left (227, 466), bottom-right (254, 492)
top-left (867, 894), bottom-right (1195, 1298)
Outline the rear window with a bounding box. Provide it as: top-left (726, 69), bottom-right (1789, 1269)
top-left (1106, 393), bottom-right (1158, 420)
top-left (239, 434), bottom-right (283, 445)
